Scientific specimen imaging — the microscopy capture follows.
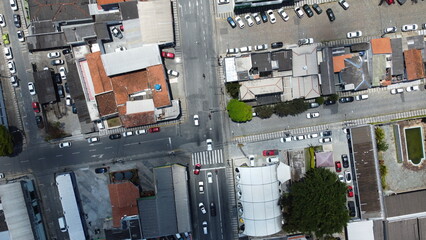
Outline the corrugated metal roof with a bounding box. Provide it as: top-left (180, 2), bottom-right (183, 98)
top-left (390, 38), bottom-right (404, 76)
top-left (385, 190), bottom-right (426, 217)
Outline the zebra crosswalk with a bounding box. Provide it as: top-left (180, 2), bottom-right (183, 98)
top-left (191, 149), bottom-right (224, 165)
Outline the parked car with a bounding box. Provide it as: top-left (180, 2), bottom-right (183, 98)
top-left (347, 186), bottom-right (354, 197)
top-left (252, 13), bottom-right (261, 25)
top-left (65, 96), bottom-right (72, 106)
top-left (227, 48), bottom-right (239, 54)
top-left (59, 142), bottom-right (71, 148)
top-left (277, 8), bottom-right (289, 21)
top-left (244, 14), bottom-right (254, 27)
top-left (263, 149), bottom-right (279, 156)
top-left (59, 67), bottom-right (67, 80)
top-left (295, 7), bottom-right (304, 18)
top-left (198, 181), bottom-right (204, 194)
top-left (347, 31), bottom-right (362, 39)
top-left (17, 30), bottom-right (24, 42)
top-left (161, 51), bottom-right (175, 59)
top-left (307, 133), bottom-right (319, 138)
top-left (299, 38), bottom-right (314, 46)
top-left (320, 130), bottom-right (332, 137)
top-left (13, 14), bottom-right (20, 28)
top-left (194, 163), bottom-right (201, 175)
top-left (87, 137), bottom-right (99, 143)
top-left (302, 4), bottom-right (314, 17)
top-left (266, 10), bottom-right (276, 23)
top-left (28, 82), bottom-right (36, 95)
top-left (335, 161), bottom-right (342, 172)
top-left (402, 24), bottom-right (418, 32)
top-left (62, 48), bottom-right (71, 55)
top-left (122, 131), bottom-right (134, 137)
top-left (345, 170), bottom-right (352, 183)
top-left (35, 116), bottom-right (44, 129)
top-left (32, 102), bottom-right (40, 113)
top-left (355, 94), bottom-right (369, 101)
top-left (0, 14), bottom-right (5, 27)
top-left (254, 44), bottom-right (268, 51)
top-left (348, 201), bottom-right (356, 217)
top-left (338, 0), bottom-right (350, 10)
top-left (267, 157), bottom-right (279, 163)
top-left (210, 202), bottom-right (216, 216)
top-left (326, 8), bottom-right (335, 22)
top-left (339, 96), bottom-right (354, 103)
top-left (310, 102), bottom-right (319, 108)
top-left (135, 129), bottom-right (147, 135)
top-left (218, 0), bottom-right (230, 4)
top-left (235, 16), bottom-right (245, 29)
top-left (206, 139), bottom-right (213, 151)
top-left (109, 133), bottom-right (121, 140)
top-left (7, 61), bottom-right (15, 74)
top-left (306, 112), bottom-right (319, 119)
top-left (199, 202), bottom-right (207, 214)
top-left (167, 69), bottom-right (179, 77)
top-left (324, 99), bottom-right (336, 105)
top-left (338, 174), bottom-right (345, 183)
top-left (271, 41), bottom-right (283, 49)
top-left (249, 155), bottom-right (255, 166)
top-left (260, 11), bottom-right (268, 23)
top-left (51, 59), bottom-right (64, 65)
top-left (202, 221), bottom-right (208, 235)
top-left (4, 47), bottom-right (12, 60)
top-left (240, 46), bottom-right (252, 53)
top-left (111, 27), bottom-right (123, 39)
top-left (95, 167), bottom-right (108, 174)
top-left (390, 88), bottom-right (404, 94)
top-left (193, 115), bottom-right (199, 126)
top-left (406, 86), bottom-right (419, 92)
top-left (312, 3), bottom-right (322, 14)
top-left (384, 26), bottom-right (397, 34)
top-left (10, 0), bottom-right (18, 11)
top-left (10, 76), bottom-right (18, 87)
top-left (292, 135), bottom-right (305, 141)
top-left (342, 154), bottom-right (349, 168)
top-left (319, 137), bottom-right (332, 143)
top-left (72, 103), bottom-right (77, 114)
top-left (280, 136), bottom-right (292, 143)
top-left (226, 17), bottom-right (236, 28)
top-left (149, 127), bottom-right (160, 133)
top-left (207, 172), bottom-right (213, 183)
top-left (57, 85), bottom-right (65, 98)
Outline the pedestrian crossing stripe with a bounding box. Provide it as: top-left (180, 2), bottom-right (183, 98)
top-left (191, 149), bottom-right (224, 165)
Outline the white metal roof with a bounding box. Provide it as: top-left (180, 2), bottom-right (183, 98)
top-left (126, 99), bottom-right (155, 114)
top-left (138, 0), bottom-right (174, 45)
top-left (347, 220), bottom-right (375, 240)
top-left (224, 57), bottom-right (238, 82)
top-left (239, 165), bottom-right (282, 237)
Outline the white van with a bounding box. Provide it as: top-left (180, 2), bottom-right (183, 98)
top-left (202, 221), bottom-right (208, 235)
top-left (58, 216), bottom-right (67, 232)
top-left (355, 94), bottom-right (368, 101)
top-left (10, 0), bottom-right (18, 11)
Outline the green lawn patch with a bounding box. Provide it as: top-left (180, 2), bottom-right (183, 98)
top-left (405, 127), bottom-right (424, 164)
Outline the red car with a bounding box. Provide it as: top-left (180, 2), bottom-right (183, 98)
top-left (194, 163), bottom-right (201, 175)
top-left (335, 161), bottom-right (342, 172)
top-left (262, 150), bottom-right (279, 156)
top-left (149, 127), bottom-right (160, 133)
top-left (347, 186), bottom-right (354, 197)
top-left (32, 102), bottom-right (40, 113)
top-left (161, 51), bottom-right (175, 59)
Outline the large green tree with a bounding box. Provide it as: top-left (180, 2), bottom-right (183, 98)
top-left (226, 99), bottom-right (252, 122)
top-left (282, 168), bottom-right (350, 237)
top-left (274, 98), bottom-right (309, 117)
top-left (0, 125), bottom-right (13, 156)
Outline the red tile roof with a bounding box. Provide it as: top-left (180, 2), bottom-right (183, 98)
top-left (371, 38), bottom-right (392, 54)
top-left (404, 49), bottom-right (425, 81)
top-left (96, 92), bottom-right (117, 116)
top-left (108, 182), bottom-right (140, 228)
top-left (333, 54), bottom-right (353, 73)
top-left (97, 0), bottom-right (127, 6)
top-left (87, 52), bottom-right (113, 95)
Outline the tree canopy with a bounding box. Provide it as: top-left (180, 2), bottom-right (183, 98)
top-left (255, 105), bottom-right (274, 119)
top-left (274, 98), bottom-right (309, 117)
top-left (226, 99), bottom-right (252, 122)
top-left (281, 168), bottom-right (350, 237)
top-left (0, 125), bottom-right (13, 156)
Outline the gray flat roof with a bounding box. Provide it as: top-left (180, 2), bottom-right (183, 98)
top-left (138, 0), bottom-right (174, 45)
top-left (292, 45), bottom-right (318, 77)
top-left (33, 70), bottom-right (58, 104)
top-left (391, 38), bottom-right (404, 76)
top-left (319, 48), bottom-right (336, 95)
top-left (385, 190), bottom-right (426, 217)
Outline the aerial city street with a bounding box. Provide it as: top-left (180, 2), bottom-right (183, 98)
top-left (0, 0), bottom-right (425, 239)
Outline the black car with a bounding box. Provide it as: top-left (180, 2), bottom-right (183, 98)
top-left (35, 116), bottom-right (44, 129)
top-left (342, 154), bottom-right (349, 168)
top-left (226, 17), bottom-right (236, 28)
top-left (210, 202), bottom-right (216, 217)
top-left (271, 42), bottom-right (283, 49)
top-left (64, 82), bottom-right (70, 93)
top-left (54, 73), bottom-right (62, 84)
top-left (62, 48), bottom-right (71, 55)
top-left (260, 11), bottom-right (268, 23)
top-left (109, 133), bottom-right (121, 140)
top-left (326, 8), bottom-right (335, 22)
top-left (348, 201), bottom-right (356, 217)
top-left (312, 3), bottom-right (322, 14)
top-left (339, 96), bottom-right (354, 103)
top-left (302, 4), bottom-right (314, 18)
top-left (72, 103), bottom-right (77, 114)
top-left (324, 99), bottom-right (336, 105)
top-left (321, 130), bottom-right (332, 137)
top-left (57, 84), bottom-right (65, 98)
top-left (13, 14), bottom-right (21, 28)
top-left (95, 167), bottom-right (108, 174)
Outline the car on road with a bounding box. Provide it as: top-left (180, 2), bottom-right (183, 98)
top-left (32, 102), bottom-right (40, 113)
top-left (87, 137), bottom-right (99, 143)
top-left (51, 59), bottom-right (64, 65)
top-left (167, 69), bottom-right (179, 77)
top-left (338, 0), bottom-right (350, 10)
top-left (111, 27), bottom-right (123, 39)
top-left (267, 157), bottom-right (279, 163)
top-left (244, 14), bottom-right (254, 27)
top-left (339, 96), bottom-right (354, 103)
top-left (338, 174), bottom-right (344, 182)
top-left (193, 115), bottom-right (199, 126)
top-left (109, 133), bottom-right (121, 140)
top-left (7, 61), bottom-right (15, 74)
top-left (266, 10), bottom-right (276, 23)
top-left (345, 170), bottom-right (352, 183)
top-left (10, 0), bottom-right (18, 11)
top-left (292, 135), bottom-right (305, 141)
top-left (312, 3), bottom-right (322, 14)
top-left (149, 127), bottom-right (160, 133)
top-left (355, 94), bottom-right (368, 101)
top-left (135, 129), bottom-right (147, 135)
top-left (235, 16), bottom-right (245, 29)
top-left (194, 163), bottom-right (201, 175)
top-left (260, 11), bottom-right (268, 23)
top-left (271, 42), bottom-right (283, 49)
top-left (207, 172), bottom-right (213, 183)
top-left (298, 38), bottom-right (314, 46)
top-left (206, 139), bottom-right (213, 151)
top-left (13, 14), bottom-right (20, 28)
top-left (249, 155), bottom-right (255, 166)
top-left (310, 102), bottom-right (319, 108)
top-left (294, 7), bottom-right (304, 18)
top-left (277, 8), bottom-right (289, 21)
top-left (95, 167), bottom-right (108, 174)
top-left (17, 30), bottom-right (24, 42)
top-left (161, 51), bottom-right (175, 59)
top-left (347, 31), bottom-right (362, 39)
top-left (59, 67), bottom-right (67, 80)
top-left (306, 112), bottom-right (319, 119)
top-left (122, 131), bottom-right (134, 137)
top-left (4, 47), bottom-right (12, 60)
top-left (326, 8), bottom-right (335, 22)
top-left (218, 0), bottom-right (230, 4)
top-left (28, 82), bottom-right (36, 95)
top-left (252, 13), bottom-right (261, 25)
top-left (335, 161), bottom-right (342, 172)
top-left (226, 17), bottom-right (236, 28)
top-left (199, 202), bottom-right (207, 214)
top-left (227, 48), bottom-right (239, 54)
top-left (307, 133), bottom-right (319, 138)
top-left (384, 26), bottom-right (397, 34)
top-left (263, 149), bottom-right (279, 156)
top-left (198, 181), bottom-right (204, 194)
top-left (35, 116), bottom-right (44, 129)
top-left (321, 130), bottom-right (332, 137)
top-left (402, 24), bottom-right (418, 32)
top-left (202, 221), bottom-right (208, 235)
top-left (254, 44), bottom-right (268, 51)
top-left (59, 142), bottom-right (71, 148)
top-left (0, 14), bottom-right (5, 27)
top-left (347, 186), bottom-right (354, 197)
top-left (302, 4), bottom-right (314, 18)
top-left (319, 137), bottom-right (332, 143)
top-left (390, 88), bottom-right (404, 94)
top-left (280, 136), bottom-right (292, 143)
top-left (348, 201), bottom-right (356, 217)
top-left (10, 76), bottom-right (18, 87)
top-left (342, 154), bottom-right (349, 168)
top-left (210, 202), bottom-right (216, 216)
top-left (324, 99), bottom-right (336, 105)
top-left (406, 86), bottom-right (419, 92)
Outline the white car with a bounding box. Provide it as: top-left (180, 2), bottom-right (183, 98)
top-left (307, 133), bottom-right (319, 138)
top-left (298, 38), bottom-right (314, 46)
top-left (59, 142), bottom-right (71, 148)
top-left (199, 202), bottom-right (207, 214)
top-left (240, 46), bottom-right (252, 53)
top-left (227, 48), bottom-right (239, 54)
top-left (249, 155), bottom-right (255, 166)
top-left (7, 61), bottom-right (15, 74)
top-left (10, 76), bottom-right (18, 87)
top-left (252, 13), bottom-right (261, 25)
top-left (206, 139), bottom-right (212, 151)
top-left (135, 129), bottom-right (147, 135)
top-left (0, 14), bottom-right (5, 27)
top-left (4, 47), bottom-right (12, 60)
top-left (122, 131), bottom-right (134, 137)
top-left (28, 82), bottom-right (36, 95)
top-left (266, 10), bottom-right (276, 24)
top-left (293, 135), bottom-right (305, 141)
top-left (338, 174), bottom-right (345, 183)
top-left (384, 27), bottom-right (397, 34)
top-left (59, 67), bottom-right (67, 80)
top-left (319, 137), bottom-right (332, 143)
top-left (406, 86), bottom-right (419, 92)
top-left (266, 157), bottom-right (279, 163)
top-left (347, 31), bottom-right (362, 39)
top-left (193, 115), bottom-right (199, 126)
top-left (65, 96), bottom-right (72, 106)
top-left (278, 8), bottom-right (289, 22)
top-left (87, 137), bottom-right (99, 143)
top-left (338, 0), bottom-right (350, 10)
top-left (198, 181), bottom-right (204, 194)
top-left (390, 88), bottom-right (404, 94)
top-left (218, 0), bottom-right (230, 4)
top-left (295, 7), bottom-right (304, 18)
top-left (47, 52), bottom-right (61, 59)
top-left (202, 221), bottom-right (208, 235)
top-left (235, 16), bottom-right (245, 29)
top-left (244, 14), bottom-right (254, 27)
top-left (167, 69), bottom-right (179, 77)
top-left (10, 0), bottom-right (18, 11)
top-left (17, 30), bottom-right (24, 42)
top-left (355, 94), bottom-right (369, 101)
top-left (254, 44), bottom-right (268, 51)
top-left (207, 172), bottom-right (213, 183)
top-left (345, 170), bottom-right (352, 183)
top-left (280, 137), bottom-right (292, 143)
top-left (306, 112), bottom-right (320, 119)
top-left (402, 24), bottom-right (418, 32)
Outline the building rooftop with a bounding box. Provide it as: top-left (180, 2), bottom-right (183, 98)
top-left (138, 0), bottom-right (174, 45)
top-left (404, 49), bottom-right (425, 81)
top-left (108, 182), bottom-right (140, 228)
top-left (271, 50), bottom-right (292, 72)
top-left (371, 38), bottom-right (392, 54)
top-left (251, 52), bottom-right (272, 74)
top-left (239, 77), bottom-right (283, 101)
top-left (391, 38), bottom-right (404, 76)
top-left (292, 45), bottom-right (318, 77)
top-left (87, 52), bottom-right (113, 95)
top-left (385, 190), bottom-right (426, 218)
top-left (96, 92), bottom-right (117, 117)
top-left (27, 32), bottom-right (68, 52)
top-left (333, 54), bottom-right (353, 73)
top-left (319, 48), bottom-right (336, 95)
top-left (33, 70), bottom-right (58, 104)
top-left (290, 75), bottom-right (320, 99)
top-left (341, 55), bottom-right (371, 91)
top-left (28, 0), bottom-right (91, 22)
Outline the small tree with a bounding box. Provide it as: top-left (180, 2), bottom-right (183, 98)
top-left (227, 99), bottom-right (252, 122)
top-left (255, 105), bottom-right (274, 119)
top-left (0, 125), bottom-right (13, 156)
top-left (315, 97), bottom-right (325, 105)
top-left (274, 102), bottom-right (290, 117)
top-left (225, 82), bottom-right (240, 99)
top-left (328, 94), bottom-right (339, 102)
top-left (375, 127), bottom-right (389, 152)
top-left (45, 122), bottom-right (68, 141)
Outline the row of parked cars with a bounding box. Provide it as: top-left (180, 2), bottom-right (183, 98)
top-left (280, 130), bottom-right (333, 144)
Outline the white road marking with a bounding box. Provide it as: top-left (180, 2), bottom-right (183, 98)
top-left (56, 155), bottom-right (63, 157)
top-left (72, 152), bottom-right (80, 155)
